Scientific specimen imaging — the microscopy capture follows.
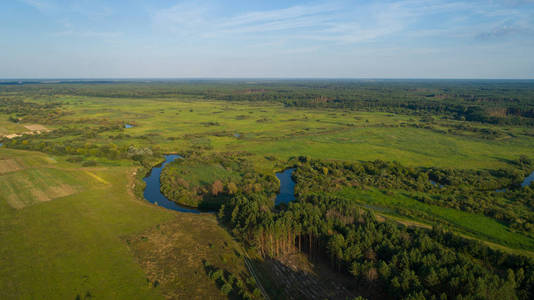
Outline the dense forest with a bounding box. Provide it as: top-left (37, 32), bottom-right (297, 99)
top-left (218, 191), bottom-right (534, 300)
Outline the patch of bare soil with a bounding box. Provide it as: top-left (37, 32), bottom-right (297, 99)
top-left (0, 159), bottom-right (23, 174)
top-left (257, 252), bottom-right (384, 300)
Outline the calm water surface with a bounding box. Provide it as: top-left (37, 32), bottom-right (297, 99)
top-left (143, 154), bottom-right (200, 213)
top-left (275, 168), bottom-right (296, 205)
top-left (522, 171), bottom-right (534, 187)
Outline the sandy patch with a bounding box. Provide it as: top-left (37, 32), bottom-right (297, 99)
top-left (4, 134), bottom-right (21, 139)
top-left (23, 124), bottom-right (48, 131)
top-left (0, 159), bottom-right (23, 174)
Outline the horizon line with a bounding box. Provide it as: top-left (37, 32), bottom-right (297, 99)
top-left (1, 77), bottom-right (534, 81)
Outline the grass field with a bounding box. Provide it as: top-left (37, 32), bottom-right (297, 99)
top-left (0, 148), bottom-right (181, 299)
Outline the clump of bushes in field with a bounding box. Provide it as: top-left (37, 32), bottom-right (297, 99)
top-left (0, 97), bottom-right (65, 124)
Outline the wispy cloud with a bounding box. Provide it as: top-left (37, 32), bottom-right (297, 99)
top-left (19, 0), bottom-right (55, 12)
top-left (151, 0), bottom-right (534, 47)
top-left (151, 1), bottom-right (407, 44)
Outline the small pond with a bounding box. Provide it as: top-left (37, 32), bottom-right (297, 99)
top-left (125, 124), bottom-right (134, 129)
top-left (275, 168), bottom-right (296, 205)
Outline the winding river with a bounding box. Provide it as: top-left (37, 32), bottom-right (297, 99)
top-left (143, 154), bottom-right (200, 213)
top-left (143, 155), bottom-right (297, 213)
top-left (143, 156), bottom-right (533, 213)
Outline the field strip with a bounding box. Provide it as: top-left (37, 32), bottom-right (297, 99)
top-left (83, 170), bottom-right (110, 185)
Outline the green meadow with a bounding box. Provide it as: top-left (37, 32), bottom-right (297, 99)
top-left (58, 96), bottom-right (534, 169)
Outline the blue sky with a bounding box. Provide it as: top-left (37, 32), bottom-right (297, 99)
top-left (1, 0), bottom-right (533, 78)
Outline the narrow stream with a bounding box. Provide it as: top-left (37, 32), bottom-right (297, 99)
top-left (143, 155), bottom-right (297, 213)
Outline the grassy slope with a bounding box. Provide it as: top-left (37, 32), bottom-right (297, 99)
top-left (0, 148), bottom-right (176, 299)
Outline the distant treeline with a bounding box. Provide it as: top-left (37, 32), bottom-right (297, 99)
top-left (3, 80), bottom-right (534, 125)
